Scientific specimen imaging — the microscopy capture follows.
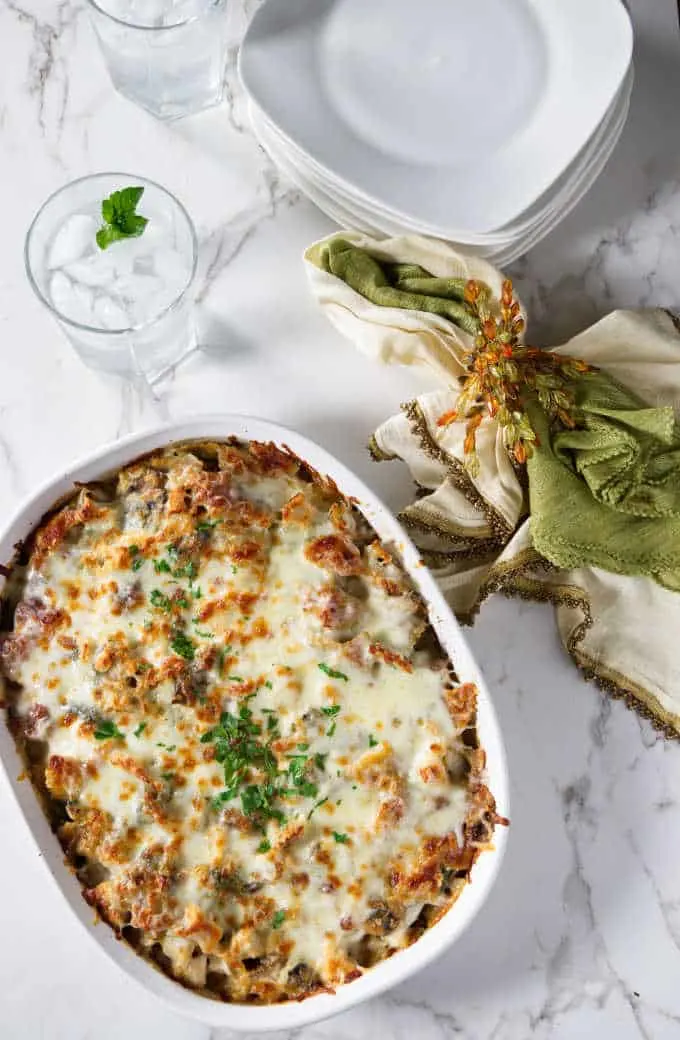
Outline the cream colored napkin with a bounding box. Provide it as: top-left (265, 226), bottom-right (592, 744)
top-left (305, 231), bottom-right (680, 736)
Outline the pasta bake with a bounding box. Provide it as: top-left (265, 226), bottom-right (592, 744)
top-left (0, 439), bottom-right (502, 1003)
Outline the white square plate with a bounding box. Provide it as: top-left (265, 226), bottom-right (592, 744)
top-left (250, 64), bottom-right (632, 250)
top-left (240, 0), bottom-right (633, 235)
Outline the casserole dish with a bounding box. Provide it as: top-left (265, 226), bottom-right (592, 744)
top-left (0, 415), bottom-right (508, 1030)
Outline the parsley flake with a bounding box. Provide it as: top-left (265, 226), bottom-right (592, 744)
top-left (333, 832), bottom-right (350, 844)
top-left (326, 721), bottom-right (337, 738)
top-left (132, 557), bottom-right (144, 572)
top-left (192, 620), bottom-right (214, 638)
top-left (368, 734), bottom-right (379, 748)
top-left (170, 630), bottom-right (195, 661)
top-left (318, 663), bottom-right (348, 682)
top-left (196, 520), bottom-right (218, 532)
top-left (153, 559), bottom-right (171, 574)
top-left (307, 796), bottom-right (328, 820)
top-left (94, 719), bottom-right (125, 741)
top-left (271, 909), bottom-right (286, 930)
top-left (321, 705), bottom-right (341, 717)
top-left (133, 722), bottom-right (147, 738)
top-left (150, 589), bottom-right (173, 612)
top-left (257, 839), bottom-right (271, 854)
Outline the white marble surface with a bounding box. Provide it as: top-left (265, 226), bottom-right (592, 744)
top-left (1, 0), bottom-right (680, 1037)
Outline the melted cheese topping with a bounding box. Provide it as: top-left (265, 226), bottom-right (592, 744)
top-left (0, 440), bottom-right (498, 1003)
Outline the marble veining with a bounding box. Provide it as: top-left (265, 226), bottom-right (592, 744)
top-left (1, 0), bottom-right (680, 1037)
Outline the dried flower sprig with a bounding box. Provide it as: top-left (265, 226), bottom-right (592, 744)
top-left (437, 279), bottom-right (592, 475)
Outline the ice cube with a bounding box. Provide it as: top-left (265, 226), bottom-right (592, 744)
top-left (70, 282), bottom-right (96, 325)
top-left (64, 255), bottom-right (118, 288)
top-left (49, 271), bottom-right (95, 325)
top-left (93, 295), bottom-right (131, 331)
top-left (153, 249), bottom-right (190, 291)
top-left (48, 214), bottom-right (97, 270)
top-left (49, 271), bottom-right (75, 314)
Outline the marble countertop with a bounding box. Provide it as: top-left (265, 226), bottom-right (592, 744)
top-left (2, 0), bottom-right (680, 1037)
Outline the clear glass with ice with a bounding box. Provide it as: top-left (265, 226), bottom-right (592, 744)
top-left (88, 0), bottom-right (229, 120)
top-left (25, 173), bottom-right (198, 384)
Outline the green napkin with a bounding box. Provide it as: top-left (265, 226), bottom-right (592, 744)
top-left (526, 374), bottom-right (680, 590)
top-left (308, 237), bottom-right (480, 335)
top-left (316, 238), bottom-right (680, 590)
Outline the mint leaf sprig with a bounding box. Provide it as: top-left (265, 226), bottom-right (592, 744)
top-left (96, 186), bottom-right (149, 250)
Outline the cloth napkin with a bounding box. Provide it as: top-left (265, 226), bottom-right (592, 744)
top-left (306, 233), bottom-right (680, 737)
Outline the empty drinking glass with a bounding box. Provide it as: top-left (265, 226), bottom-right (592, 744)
top-left (88, 0), bottom-right (230, 120)
top-left (25, 173), bottom-right (198, 384)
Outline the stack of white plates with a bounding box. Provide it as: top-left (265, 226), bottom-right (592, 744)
top-left (239, 0), bottom-right (634, 265)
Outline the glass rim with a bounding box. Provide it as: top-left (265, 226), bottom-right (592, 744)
top-left (24, 172), bottom-right (199, 338)
top-left (86, 0), bottom-right (206, 31)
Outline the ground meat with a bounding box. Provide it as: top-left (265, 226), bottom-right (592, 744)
top-left (23, 703), bottom-right (50, 738)
top-left (304, 584), bottom-right (362, 639)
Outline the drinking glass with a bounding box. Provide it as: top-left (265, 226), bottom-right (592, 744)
top-left (88, 0), bottom-right (230, 120)
top-left (25, 173), bottom-right (198, 385)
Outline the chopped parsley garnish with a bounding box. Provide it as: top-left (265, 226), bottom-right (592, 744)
top-left (153, 559), bottom-right (171, 574)
top-left (96, 186), bottom-right (148, 250)
top-left (196, 519), bottom-right (218, 532)
top-left (271, 909), bottom-right (286, 930)
top-left (321, 705), bottom-right (341, 717)
top-left (216, 645), bottom-right (231, 675)
top-left (297, 742), bottom-right (309, 751)
top-left (192, 586), bottom-right (202, 600)
top-left (307, 796), bottom-right (328, 820)
top-left (318, 663), bottom-right (348, 682)
top-left (157, 742), bottom-right (176, 751)
top-left (257, 839), bottom-right (271, 853)
top-left (314, 752), bottom-right (328, 771)
top-left (203, 705), bottom-right (281, 822)
top-left (368, 734), bottom-right (379, 748)
top-left (174, 560), bottom-right (197, 582)
top-left (285, 755), bottom-right (319, 799)
top-left (133, 722), bottom-right (147, 738)
top-left (192, 620), bottom-right (214, 638)
top-left (326, 721), bottom-right (337, 738)
top-left (129, 545), bottom-right (144, 571)
top-left (94, 719), bottom-right (125, 741)
top-left (333, 832), bottom-right (350, 844)
top-left (161, 771), bottom-right (175, 783)
top-left (264, 680), bottom-right (273, 689)
top-left (203, 703), bottom-right (325, 823)
top-left (150, 589), bottom-right (173, 612)
top-left (169, 630), bottom-right (195, 661)
top-left (228, 675), bottom-right (244, 683)
top-left (241, 783), bottom-right (285, 823)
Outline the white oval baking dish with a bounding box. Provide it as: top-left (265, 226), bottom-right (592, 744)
top-left (0, 415), bottom-right (509, 1031)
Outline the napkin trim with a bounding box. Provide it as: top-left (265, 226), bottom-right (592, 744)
top-left (462, 544), bottom-right (678, 739)
top-left (401, 400), bottom-right (515, 540)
